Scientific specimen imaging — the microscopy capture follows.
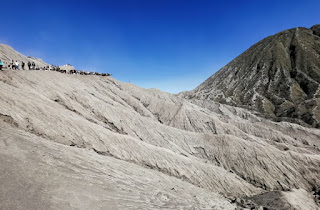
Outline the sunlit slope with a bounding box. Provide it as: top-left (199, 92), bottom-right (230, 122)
top-left (0, 70), bottom-right (319, 209)
top-left (183, 25), bottom-right (320, 128)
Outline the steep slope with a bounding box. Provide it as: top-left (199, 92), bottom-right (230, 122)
top-left (0, 123), bottom-right (235, 210)
top-left (1, 70), bottom-right (320, 209)
top-left (182, 25), bottom-right (320, 128)
top-left (0, 44), bottom-right (49, 68)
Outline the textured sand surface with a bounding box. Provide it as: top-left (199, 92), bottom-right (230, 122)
top-left (0, 124), bottom-right (235, 210)
top-left (0, 70), bottom-right (320, 209)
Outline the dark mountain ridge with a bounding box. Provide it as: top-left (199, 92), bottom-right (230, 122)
top-left (182, 24), bottom-right (320, 128)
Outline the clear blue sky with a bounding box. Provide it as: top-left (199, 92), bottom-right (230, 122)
top-left (0, 0), bottom-right (319, 93)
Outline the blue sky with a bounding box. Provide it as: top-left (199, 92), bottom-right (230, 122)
top-left (0, 0), bottom-right (319, 93)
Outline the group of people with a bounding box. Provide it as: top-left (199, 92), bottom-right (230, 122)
top-left (55, 68), bottom-right (111, 76)
top-left (0, 59), bottom-right (111, 77)
top-left (0, 59), bottom-right (38, 70)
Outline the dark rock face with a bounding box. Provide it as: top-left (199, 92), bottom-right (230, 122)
top-left (311, 24), bottom-right (320, 37)
top-left (184, 25), bottom-right (320, 128)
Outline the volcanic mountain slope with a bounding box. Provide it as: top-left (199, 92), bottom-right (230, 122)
top-left (181, 25), bottom-right (320, 128)
top-left (1, 70), bottom-right (320, 209)
top-left (0, 44), bottom-right (49, 68)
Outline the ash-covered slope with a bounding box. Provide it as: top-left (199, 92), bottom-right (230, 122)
top-left (1, 70), bottom-right (320, 209)
top-left (0, 44), bottom-right (49, 68)
top-left (182, 25), bottom-right (320, 128)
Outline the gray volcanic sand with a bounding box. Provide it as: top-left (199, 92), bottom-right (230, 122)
top-left (0, 70), bottom-right (319, 209)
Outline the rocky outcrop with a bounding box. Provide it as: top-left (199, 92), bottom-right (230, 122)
top-left (0, 70), bottom-right (320, 209)
top-left (59, 63), bottom-right (75, 71)
top-left (182, 25), bottom-right (320, 128)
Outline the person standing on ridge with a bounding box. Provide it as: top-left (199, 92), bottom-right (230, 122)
top-left (0, 59), bottom-right (3, 71)
top-left (28, 61), bottom-right (31, 70)
top-left (11, 60), bottom-right (15, 70)
top-left (22, 61), bottom-right (25, 70)
top-left (15, 61), bottom-right (19, 70)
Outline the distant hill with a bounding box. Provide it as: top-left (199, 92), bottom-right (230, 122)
top-left (182, 25), bottom-right (320, 128)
